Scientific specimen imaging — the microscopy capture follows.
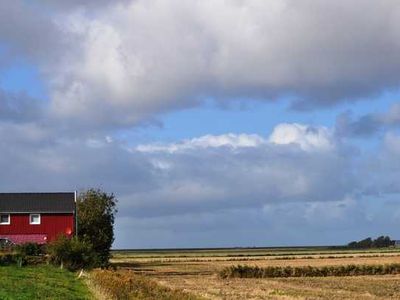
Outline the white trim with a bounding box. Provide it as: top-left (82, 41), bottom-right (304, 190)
top-left (29, 213), bottom-right (41, 225)
top-left (0, 214), bottom-right (10, 225)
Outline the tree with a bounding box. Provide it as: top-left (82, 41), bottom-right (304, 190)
top-left (373, 236), bottom-right (392, 248)
top-left (77, 189), bottom-right (118, 267)
top-left (347, 241), bottom-right (358, 248)
top-left (358, 237), bottom-right (373, 248)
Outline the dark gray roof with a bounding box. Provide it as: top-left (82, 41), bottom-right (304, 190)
top-left (0, 192), bottom-right (75, 213)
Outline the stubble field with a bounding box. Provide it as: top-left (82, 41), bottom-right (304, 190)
top-left (110, 247), bottom-right (400, 299)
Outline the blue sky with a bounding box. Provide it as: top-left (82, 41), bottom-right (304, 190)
top-left (2, 0), bottom-right (400, 248)
top-left (0, 64), bottom-right (46, 100)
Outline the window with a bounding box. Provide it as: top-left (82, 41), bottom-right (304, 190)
top-left (0, 214), bottom-right (10, 225)
top-left (29, 214), bottom-right (41, 225)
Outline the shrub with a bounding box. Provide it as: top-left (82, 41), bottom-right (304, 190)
top-left (47, 235), bottom-right (98, 271)
top-left (0, 238), bottom-right (15, 251)
top-left (16, 242), bottom-right (44, 256)
top-left (0, 253), bottom-right (19, 266)
top-left (219, 263), bottom-right (400, 278)
top-left (0, 243), bottom-right (47, 267)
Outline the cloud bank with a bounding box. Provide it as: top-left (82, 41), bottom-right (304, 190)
top-left (0, 120), bottom-right (398, 247)
top-left (2, 0), bottom-right (400, 128)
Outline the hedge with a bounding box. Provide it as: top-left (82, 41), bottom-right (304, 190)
top-left (219, 264), bottom-right (400, 278)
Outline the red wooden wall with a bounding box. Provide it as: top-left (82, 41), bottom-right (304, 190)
top-left (0, 213), bottom-right (74, 242)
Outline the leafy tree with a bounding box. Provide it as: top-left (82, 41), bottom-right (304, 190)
top-left (358, 237), bottom-right (373, 248)
top-left (77, 189), bottom-right (118, 267)
top-left (347, 241), bottom-right (358, 248)
top-left (373, 235), bottom-right (392, 248)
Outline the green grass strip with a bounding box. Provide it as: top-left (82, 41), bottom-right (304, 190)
top-left (0, 265), bottom-right (92, 300)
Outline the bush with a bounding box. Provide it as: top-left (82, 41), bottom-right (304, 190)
top-left (0, 253), bottom-right (19, 266)
top-left (16, 243), bottom-right (44, 256)
top-left (0, 244), bottom-right (46, 267)
top-left (219, 263), bottom-right (400, 278)
top-left (0, 238), bottom-right (15, 251)
top-left (47, 235), bottom-right (98, 271)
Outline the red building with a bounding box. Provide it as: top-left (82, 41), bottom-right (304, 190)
top-left (0, 192), bottom-right (76, 244)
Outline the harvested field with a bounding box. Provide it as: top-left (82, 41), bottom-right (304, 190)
top-left (111, 247), bottom-right (400, 299)
top-left (156, 274), bottom-right (400, 300)
top-left (112, 253), bottom-right (400, 276)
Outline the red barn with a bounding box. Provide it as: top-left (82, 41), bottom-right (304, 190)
top-left (0, 192), bottom-right (76, 245)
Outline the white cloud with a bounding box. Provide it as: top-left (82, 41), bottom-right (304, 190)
top-left (23, 0), bottom-right (400, 128)
top-left (383, 132), bottom-right (400, 153)
top-left (269, 123), bottom-right (334, 151)
top-left (381, 103), bottom-right (400, 124)
top-left (137, 123), bottom-right (334, 153)
top-left (128, 123), bottom-right (352, 221)
top-left (2, 1), bottom-right (400, 129)
top-left (136, 133), bottom-right (265, 153)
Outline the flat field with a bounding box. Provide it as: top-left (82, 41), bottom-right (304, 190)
top-left (0, 265), bottom-right (93, 300)
top-left (111, 247), bottom-right (400, 299)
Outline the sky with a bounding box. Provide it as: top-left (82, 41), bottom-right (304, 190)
top-left (1, 0), bottom-right (400, 249)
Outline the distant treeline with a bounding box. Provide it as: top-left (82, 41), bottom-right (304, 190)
top-left (347, 236), bottom-right (394, 249)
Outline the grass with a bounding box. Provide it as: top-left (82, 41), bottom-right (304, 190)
top-left (0, 265), bottom-right (92, 300)
top-left (88, 269), bottom-right (202, 300)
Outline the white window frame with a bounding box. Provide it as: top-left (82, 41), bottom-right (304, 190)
top-left (29, 213), bottom-right (41, 225)
top-left (0, 214), bottom-right (10, 225)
